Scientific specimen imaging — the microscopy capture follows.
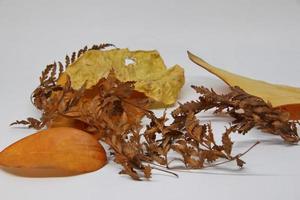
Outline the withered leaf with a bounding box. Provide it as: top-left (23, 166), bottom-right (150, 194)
top-left (60, 48), bottom-right (185, 107)
top-left (0, 127), bottom-right (107, 176)
top-left (188, 51), bottom-right (300, 120)
top-left (189, 85), bottom-right (299, 143)
top-left (236, 157), bottom-right (246, 168)
top-left (222, 127), bottom-right (234, 156)
top-left (143, 164), bottom-right (152, 179)
top-left (11, 43), bottom-right (262, 180)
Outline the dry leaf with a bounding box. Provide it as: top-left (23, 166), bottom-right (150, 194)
top-left (59, 49), bottom-right (185, 107)
top-left (173, 85), bottom-right (299, 143)
top-left (0, 127), bottom-right (107, 177)
top-left (11, 44), bottom-right (258, 180)
top-left (188, 51), bottom-right (300, 119)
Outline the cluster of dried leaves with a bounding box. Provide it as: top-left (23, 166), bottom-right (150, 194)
top-left (11, 44), bottom-right (298, 180)
top-left (173, 86), bottom-right (299, 143)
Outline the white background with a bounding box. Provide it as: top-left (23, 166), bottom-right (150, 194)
top-left (1, 0), bottom-right (300, 199)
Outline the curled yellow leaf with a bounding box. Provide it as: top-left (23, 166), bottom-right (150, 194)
top-left (58, 49), bottom-right (185, 107)
top-left (0, 127), bottom-right (107, 177)
top-left (188, 51), bottom-right (300, 120)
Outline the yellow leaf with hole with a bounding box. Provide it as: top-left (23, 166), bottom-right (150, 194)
top-left (188, 51), bottom-right (300, 120)
top-left (58, 49), bottom-right (185, 107)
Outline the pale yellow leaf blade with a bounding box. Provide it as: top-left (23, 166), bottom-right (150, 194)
top-left (60, 49), bottom-right (184, 107)
top-left (188, 51), bottom-right (300, 119)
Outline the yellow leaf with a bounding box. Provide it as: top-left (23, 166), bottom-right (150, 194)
top-left (188, 51), bottom-right (300, 120)
top-left (58, 49), bottom-right (185, 107)
top-left (0, 127), bottom-right (107, 177)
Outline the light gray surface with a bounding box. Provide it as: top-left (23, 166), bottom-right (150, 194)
top-left (0, 0), bottom-right (300, 199)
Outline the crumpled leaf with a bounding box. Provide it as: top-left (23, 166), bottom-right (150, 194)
top-left (58, 48), bottom-right (185, 107)
top-left (0, 127), bottom-right (107, 177)
top-left (188, 51), bottom-right (300, 120)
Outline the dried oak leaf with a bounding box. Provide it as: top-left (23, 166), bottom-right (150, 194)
top-left (0, 127), bottom-right (107, 176)
top-left (58, 48), bottom-right (185, 107)
top-left (188, 51), bottom-right (300, 120)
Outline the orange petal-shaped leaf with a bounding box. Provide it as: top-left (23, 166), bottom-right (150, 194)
top-left (0, 127), bottom-right (107, 177)
top-left (188, 51), bottom-right (300, 120)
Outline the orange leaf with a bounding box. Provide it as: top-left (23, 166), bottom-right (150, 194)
top-left (0, 127), bottom-right (107, 177)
